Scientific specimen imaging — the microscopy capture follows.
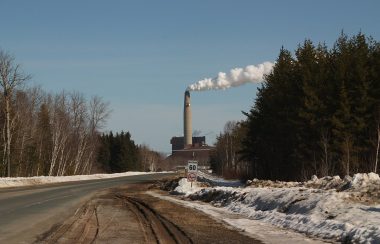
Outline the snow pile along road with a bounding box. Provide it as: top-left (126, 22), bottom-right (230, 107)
top-left (197, 171), bottom-right (243, 187)
top-left (172, 173), bottom-right (380, 243)
top-left (0, 171), bottom-right (168, 188)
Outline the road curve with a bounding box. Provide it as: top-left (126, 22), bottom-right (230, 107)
top-left (0, 173), bottom-right (173, 243)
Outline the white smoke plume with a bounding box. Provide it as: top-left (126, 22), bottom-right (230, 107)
top-left (187, 62), bottom-right (274, 91)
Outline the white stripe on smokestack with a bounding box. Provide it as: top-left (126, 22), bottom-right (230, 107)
top-left (184, 90), bottom-right (192, 147)
top-left (187, 61), bottom-right (274, 91)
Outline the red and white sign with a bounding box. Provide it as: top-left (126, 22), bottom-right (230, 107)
top-left (187, 161), bottom-right (198, 182)
top-left (187, 172), bottom-right (197, 182)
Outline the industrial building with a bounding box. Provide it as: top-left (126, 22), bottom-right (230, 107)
top-left (165, 91), bottom-right (214, 169)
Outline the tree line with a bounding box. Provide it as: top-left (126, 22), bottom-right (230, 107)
top-left (210, 121), bottom-right (250, 179)
top-left (0, 48), bottom-right (110, 177)
top-left (0, 48), bottom-right (163, 177)
top-left (212, 32), bottom-right (380, 181)
top-left (97, 131), bottom-right (139, 173)
top-left (97, 132), bottom-right (163, 173)
top-left (0, 85), bottom-right (110, 177)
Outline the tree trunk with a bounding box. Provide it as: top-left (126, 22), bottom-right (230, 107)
top-left (5, 96), bottom-right (11, 177)
top-left (37, 139), bottom-right (43, 176)
top-left (375, 124), bottom-right (379, 173)
top-left (17, 133), bottom-right (26, 177)
top-left (321, 130), bottom-right (330, 176)
top-left (2, 122), bottom-right (6, 177)
top-left (73, 133), bottom-right (87, 175)
top-left (49, 125), bottom-right (62, 176)
top-left (346, 139), bottom-right (350, 176)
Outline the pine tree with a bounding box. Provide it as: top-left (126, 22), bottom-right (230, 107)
top-left (242, 47), bottom-right (301, 180)
top-left (97, 131), bottom-right (141, 173)
top-left (331, 80), bottom-right (353, 175)
top-left (241, 31), bottom-right (380, 180)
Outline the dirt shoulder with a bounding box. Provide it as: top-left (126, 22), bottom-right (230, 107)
top-left (37, 181), bottom-right (261, 244)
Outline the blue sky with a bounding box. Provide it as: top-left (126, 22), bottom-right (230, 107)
top-left (1, 0), bottom-right (379, 152)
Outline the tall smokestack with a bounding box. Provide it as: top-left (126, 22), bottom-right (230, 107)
top-left (184, 90), bottom-right (192, 147)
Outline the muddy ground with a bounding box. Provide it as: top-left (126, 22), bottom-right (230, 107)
top-left (37, 179), bottom-right (261, 244)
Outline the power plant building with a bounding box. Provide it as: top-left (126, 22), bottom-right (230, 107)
top-left (165, 91), bottom-right (214, 168)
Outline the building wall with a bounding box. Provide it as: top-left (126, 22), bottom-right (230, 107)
top-left (170, 136), bottom-right (206, 151)
top-left (166, 135), bottom-right (214, 170)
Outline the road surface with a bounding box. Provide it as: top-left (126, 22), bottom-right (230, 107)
top-left (39, 182), bottom-right (260, 244)
top-left (0, 173), bottom-right (173, 243)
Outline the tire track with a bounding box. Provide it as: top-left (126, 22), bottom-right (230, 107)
top-left (41, 195), bottom-right (192, 244)
top-left (38, 184), bottom-right (256, 244)
top-left (116, 194), bottom-right (193, 244)
top-left (89, 206), bottom-right (99, 244)
top-left (41, 201), bottom-right (99, 244)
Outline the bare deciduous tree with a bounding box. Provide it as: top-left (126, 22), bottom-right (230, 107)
top-left (82, 96), bottom-right (110, 174)
top-left (49, 92), bottom-right (69, 176)
top-left (0, 50), bottom-right (113, 178)
top-left (70, 92), bottom-right (88, 175)
top-left (139, 144), bottom-right (162, 172)
top-left (0, 50), bottom-right (30, 177)
top-left (212, 121), bottom-right (248, 179)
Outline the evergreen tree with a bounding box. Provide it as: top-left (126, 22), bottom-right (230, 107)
top-left (241, 32), bottom-right (380, 180)
top-left (243, 47), bottom-right (301, 180)
top-left (97, 131), bottom-right (140, 173)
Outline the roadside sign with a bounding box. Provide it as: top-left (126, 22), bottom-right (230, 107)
top-left (187, 172), bottom-right (197, 182)
top-left (187, 161), bottom-right (198, 182)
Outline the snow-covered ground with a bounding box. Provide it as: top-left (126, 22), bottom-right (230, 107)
top-left (168, 172), bottom-right (380, 243)
top-left (0, 171), bottom-right (168, 188)
top-left (197, 170), bottom-right (243, 187)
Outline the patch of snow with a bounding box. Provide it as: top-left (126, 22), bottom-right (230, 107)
top-left (197, 171), bottom-right (243, 187)
top-left (170, 173), bottom-right (380, 243)
top-left (0, 171), bottom-right (170, 188)
top-left (351, 173), bottom-right (380, 189)
top-left (148, 191), bottom-right (326, 244)
top-left (173, 178), bottom-right (203, 196)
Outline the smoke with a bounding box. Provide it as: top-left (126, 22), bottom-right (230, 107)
top-left (187, 62), bottom-right (274, 91)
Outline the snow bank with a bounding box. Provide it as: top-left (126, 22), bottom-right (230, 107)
top-left (173, 178), bottom-right (203, 196)
top-left (0, 171), bottom-right (168, 188)
top-left (197, 171), bottom-right (243, 187)
top-left (149, 191), bottom-right (325, 244)
top-left (246, 172), bottom-right (380, 192)
top-left (351, 173), bottom-right (380, 189)
top-left (172, 173), bottom-right (380, 243)
top-left (174, 171), bottom-right (243, 196)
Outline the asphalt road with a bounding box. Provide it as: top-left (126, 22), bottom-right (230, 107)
top-left (0, 173), bottom-right (173, 243)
